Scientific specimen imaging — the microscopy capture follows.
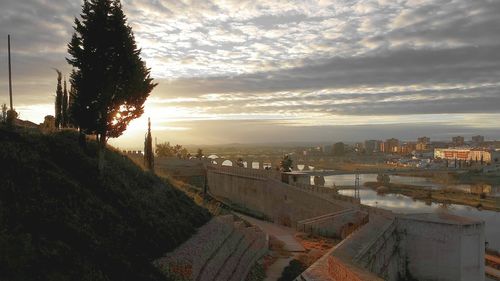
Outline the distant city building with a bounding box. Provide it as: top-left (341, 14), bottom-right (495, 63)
top-left (322, 144), bottom-right (333, 154)
top-left (434, 148), bottom-right (500, 164)
top-left (452, 136), bottom-right (465, 146)
top-left (416, 142), bottom-right (427, 151)
top-left (472, 135), bottom-right (485, 144)
top-left (364, 140), bottom-right (381, 153)
top-left (417, 136), bottom-right (430, 144)
top-left (416, 136), bottom-right (430, 151)
top-left (379, 141), bottom-right (385, 152)
top-left (431, 141), bottom-right (449, 149)
top-left (384, 138), bottom-right (399, 153)
top-left (400, 142), bottom-right (416, 154)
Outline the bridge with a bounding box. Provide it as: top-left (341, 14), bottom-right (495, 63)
top-left (301, 168), bottom-right (468, 176)
top-left (205, 156), bottom-right (467, 176)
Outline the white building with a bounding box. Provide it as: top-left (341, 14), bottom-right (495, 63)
top-left (434, 148), bottom-right (500, 164)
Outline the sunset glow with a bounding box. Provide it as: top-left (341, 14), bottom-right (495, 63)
top-left (1, 0), bottom-right (500, 148)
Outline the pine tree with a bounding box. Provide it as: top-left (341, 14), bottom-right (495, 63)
top-left (144, 118), bottom-right (154, 171)
top-left (67, 0), bottom-right (157, 172)
top-left (54, 69), bottom-right (63, 128)
top-left (62, 78), bottom-right (69, 127)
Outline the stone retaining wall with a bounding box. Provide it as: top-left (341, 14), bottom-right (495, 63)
top-left (155, 215), bottom-right (267, 281)
top-left (207, 170), bottom-right (349, 227)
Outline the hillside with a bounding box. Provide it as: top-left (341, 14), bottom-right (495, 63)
top-left (0, 126), bottom-right (211, 281)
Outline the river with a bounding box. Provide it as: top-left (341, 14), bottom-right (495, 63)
top-left (316, 174), bottom-right (500, 252)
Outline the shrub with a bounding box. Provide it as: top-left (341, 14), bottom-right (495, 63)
top-left (278, 259), bottom-right (307, 281)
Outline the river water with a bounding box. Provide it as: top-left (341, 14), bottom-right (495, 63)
top-left (316, 174), bottom-right (500, 251)
top-left (316, 174), bottom-right (500, 196)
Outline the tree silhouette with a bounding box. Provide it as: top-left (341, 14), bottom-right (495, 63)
top-left (280, 154), bottom-right (293, 172)
top-left (6, 109), bottom-right (18, 128)
top-left (62, 78), bottom-right (69, 127)
top-left (155, 142), bottom-right (190, 158)
top-left (54, 69), bottom-right (63, 128)
top-left (156, 142), bottom-right (174, 157)
top-left (67, 0), bottom-right (157, 172)
top-left (333, 142), bottom-right (345, 156)
top-left (1, 103), bottom-right (6, 123)
top-left (195, 148), bottom-right (204, 159)
top-left (68, 83), bottom-right (77, 127)
top-left (144, 118), bottom-right (154, 171)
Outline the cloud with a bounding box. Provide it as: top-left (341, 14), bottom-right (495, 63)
top-left (1, 0), bottom-right (500, 144)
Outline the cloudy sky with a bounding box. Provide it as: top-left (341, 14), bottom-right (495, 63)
top-left (1, 0), bottom-right (500, 147)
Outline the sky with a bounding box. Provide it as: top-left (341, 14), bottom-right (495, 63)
top-left (1, 0), bottom-right (500, 148)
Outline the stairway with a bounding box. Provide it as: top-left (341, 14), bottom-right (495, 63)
top-left (156, 215), bottom-right (268, 281)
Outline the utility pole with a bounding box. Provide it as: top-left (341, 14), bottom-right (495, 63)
top-left (8, 34), bottom-right (13, 110)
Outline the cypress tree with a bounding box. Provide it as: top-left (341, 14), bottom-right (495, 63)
top-left (62, 78), bottom-right (68, 127)
top-left (144, 117), bottom-right (154, 171)
top-left (54, 70), bottom-right (63, 128)
top-left (67, 0), bottom-right (157, 172)
top-left (68, 77), bottom-right (78, 128)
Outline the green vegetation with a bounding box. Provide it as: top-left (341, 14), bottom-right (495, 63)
top-left (156, 142), bottom-right (190, 158)
top-left (279, 154), bottom-right (293, 172)
top-left (195, 148), bottom-right (204, 159)
top-left (144, 118), bottom-right (154, 171)
top-left (0, 127), bottom-right (211, 281)
top-left (377, 173), bottom-right (390, 185)
top-left (278, 259), bottom-right (307, 281)
top-left (455, 170), bottom-right (500, 186)
top-left (54, 69), bottom-right (63, 128)
top-left (62, 78), bottom-right (70, 128)
top-left (245, 261), bottom-right (266, 281)
top-left (6, 108), bottom-right (18, 127)
top-left (1, 103), bottom-right (7, 123)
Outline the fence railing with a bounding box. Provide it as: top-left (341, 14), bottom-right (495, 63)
top-left (207, 163), bottom-right (281, 180)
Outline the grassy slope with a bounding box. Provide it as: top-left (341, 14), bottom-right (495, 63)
top-left (0, 127), bottom-right (211, 281)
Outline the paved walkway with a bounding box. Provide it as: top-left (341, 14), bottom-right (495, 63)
top-left (264, 256), bottom-right (295, 281)
top-left (233, 212), bottom-right (305, 252)
top-left (233, 213), bottom-right (306, 281)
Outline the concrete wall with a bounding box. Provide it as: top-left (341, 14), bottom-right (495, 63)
top-left (354, 219), bottom-right (402, 281)
top-left (300, 213), bottom-right (485, 281)
top-left (398, 214), bottom-right (485, 281)
top-left (207, 168), bottom-right (349, 227)
top-left (297, 209), bottom-right (369, 239)
top-left (328, 256), bottom-right (383, 281)
top-left (155, 157), bottom-right (208, 188)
